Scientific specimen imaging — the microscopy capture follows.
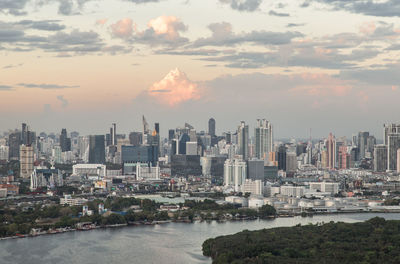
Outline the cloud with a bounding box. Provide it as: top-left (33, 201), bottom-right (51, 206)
top-left (96, 18), bottom-right (108, 25)
top-left (147, 68), bottom-right (201, 106)
top-left (219, 0), bottom-right (263, 12)
top-left (57, 95), bottom-right (69, 107)
top-left (56, 0), bottom-right (94, 15)
top-left (269, 10), bottom-right (290, 17)
top-left (338, 64), bottom-right (400, 86)
top-left (192, 22), bottom-right (302, 47)
top-left (147, 16), bottom-right (187, 40)
top-left (3, 63), bottom-right (23, 69)
top-left (116, 16), bottom-right (189, 47)
top-left (17, 83), bottom-right (79, 89)
top-left (0, 85), bottom-right (13, 90)
top-left (14, 20), bottom-right (66, 31)
top-left (306, 0), bottom-right (400, 17)
top-left (0, 0), bottom-right (29, 16)
top-left (111, 18), bottom-right (134, 38)
top-left (287, 23), bottom-right (305, 28)
top-left (288, 73), bottom-right (352, 97)
top-left (125, 0), bottom-right (161, 3)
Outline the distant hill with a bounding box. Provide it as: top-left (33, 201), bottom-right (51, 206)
top-left (203, 217), bottom-right (400, 263)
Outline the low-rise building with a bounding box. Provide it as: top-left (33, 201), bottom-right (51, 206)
top-left (0, 184), bottom-right (19, 196)
top-left (60, 195), bottom-right (88, 206)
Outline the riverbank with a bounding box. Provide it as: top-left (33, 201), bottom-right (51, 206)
top-left (2, 213), bottom-right (400, 264)
top-left (2, 210), bottom-right (400, 241)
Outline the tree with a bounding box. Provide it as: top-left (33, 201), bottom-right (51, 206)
top-left (258, 205), bottom-right (276, 218)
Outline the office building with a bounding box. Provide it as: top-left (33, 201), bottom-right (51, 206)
top-left (309, 182), bottom-right (339, 194)
top-left (89, 135), bottom-right (105, 164)
top-left (121, 145), bottom-right (158, 167)
top-left (168, 129), bottom-right (175, 142)
top-left (171, 155), bottom-right (202, 177)
top-left (72, 164), bottom-right (107, 177)
top-left (237, 121), bottom-right (249, 160)
top-left (208, 118), bottom-right (216, 137)
top-left (254, 119), bottom-right (273, 160)
top-left (387, 133), bottom-right (400, 171)
top-left (374, 145), bottom-right (387, 172)
top-left (286, 152), bottom-right (297, 173)
top-left (136, 163), bottom-right (160, 180)
top-left (178, 133), bottom-right (190, 155)
top-left (247, 159), bottom-right (265, 181)
top-left (224, 159), bottom-right (247, 192)
top-left (241, 179), bottom-right (263, 195)
top-left (60, 128), bottom-right (71, 152)
top-left (0, 146), bottom-right (9, 161)
top-left (327, 133), bottom-right (336, 169)
top-left (280, 185), bottom-right (305, 197)
top-left (8, 132), bottom-right (21, 160)
top-left (129, 132), bottom-right (142, 146)
top-left (277, 145), bottom-right (287, 171)
top-left (20, 144), bottom-right (34, 178)
top-left (384, 123), bottom-right (400, 145)
top-left (358, 131), bottom-right (369, 160)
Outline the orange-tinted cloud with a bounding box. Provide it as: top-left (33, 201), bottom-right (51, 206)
top-left (148, 68), bottom-right (201, 106)
top-left (96, 18), bottom-right (108, 25)
top-left (147, 16), bottom-right (187, 40)
top-left (359, 21), bottom-right (376, 35)
top-left (111, 18), bottom-right (134, 38)
top-left (290, 73), bottom-right (352, 97)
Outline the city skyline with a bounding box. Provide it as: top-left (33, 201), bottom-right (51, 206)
top-left (0, 117), bottom-right (395, 141)
top-left (1, 0), bottom-right (400, 137)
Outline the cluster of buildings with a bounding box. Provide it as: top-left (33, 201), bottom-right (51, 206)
top-left (0, 119), bottom-right (399, 207)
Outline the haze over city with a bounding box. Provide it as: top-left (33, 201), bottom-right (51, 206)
top-left (1, 0), bottom-right (400, 137)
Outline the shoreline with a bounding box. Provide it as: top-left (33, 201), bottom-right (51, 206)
top-left (1, 210), bottom-right (399, 241)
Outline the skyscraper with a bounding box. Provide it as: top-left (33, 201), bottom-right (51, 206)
top-left (387, 133), bottom-right (400, 171)
top-left (224, 159), bottom-right (247, 192)
top-left (358, 131), bottom-right (369, 160)
top-left (110, 123), bottom-right (117, 146)
top-left (168, 129), bottom-right (175, 142)
top-left (384, 123), bottom-right (400, 145)
top-left (60, 128), bottom-right (71, 152)
top-left (374, 145), bottom-right (387, 172)
top-left (254, 119), bottom-right (273, 160)
top-left (89, 135), bottom-right (105, 164)
top-left (208, 118), bottom-right (216, 137)
top-left (277, 145), bottom-right (287, 171)
top-left (20, 144), bottom-right (34, 178)
top-left (21, 123), bottom-right (27, 145)
top-left (327, 133), bottom-right (336, 169)
top-left (237, 121), bottom-right (249, 160)
top-left (178, 133), bottom-right (190, 155)
top-left (129, 132), bottom-right (142, 146)
top-left (8, 132), bottom-right (21, 160)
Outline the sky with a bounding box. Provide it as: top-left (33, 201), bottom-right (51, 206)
top-left (0, 0), bottom-right (400, 139)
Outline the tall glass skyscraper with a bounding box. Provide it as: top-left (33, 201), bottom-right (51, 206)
top-left (89, 135), bottom-right (105, 164)
top-left (254, 119), bottom-right (273, 160)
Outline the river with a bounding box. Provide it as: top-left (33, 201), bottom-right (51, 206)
top-left (2, 213), bottom-right (400, 264)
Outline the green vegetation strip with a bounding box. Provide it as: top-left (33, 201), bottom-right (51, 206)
top-left (203, 217), bottom-right (400, 264)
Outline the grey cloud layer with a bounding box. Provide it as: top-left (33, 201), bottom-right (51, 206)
top-left (306, 0), bottom-right (400, 17)
top-left (219, 0), bottom-right (263, 12)
top-left (17, 83), bottom-right (79, 89)
top-left (0, 0), bottom-right (29, 15)
top-left (0, 20), bottom-right (131, 55)
top-left (192, 22), bottom-right (302, 47)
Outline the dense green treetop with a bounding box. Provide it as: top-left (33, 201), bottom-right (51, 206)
top-left (203, 217), bottom-right (400, 264)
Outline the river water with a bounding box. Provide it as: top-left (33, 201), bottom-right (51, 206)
top-left (2, 213), bottom-right (400, 264)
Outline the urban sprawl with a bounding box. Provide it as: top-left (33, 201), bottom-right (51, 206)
top-left (1, 118), bottom-right (400, 238)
